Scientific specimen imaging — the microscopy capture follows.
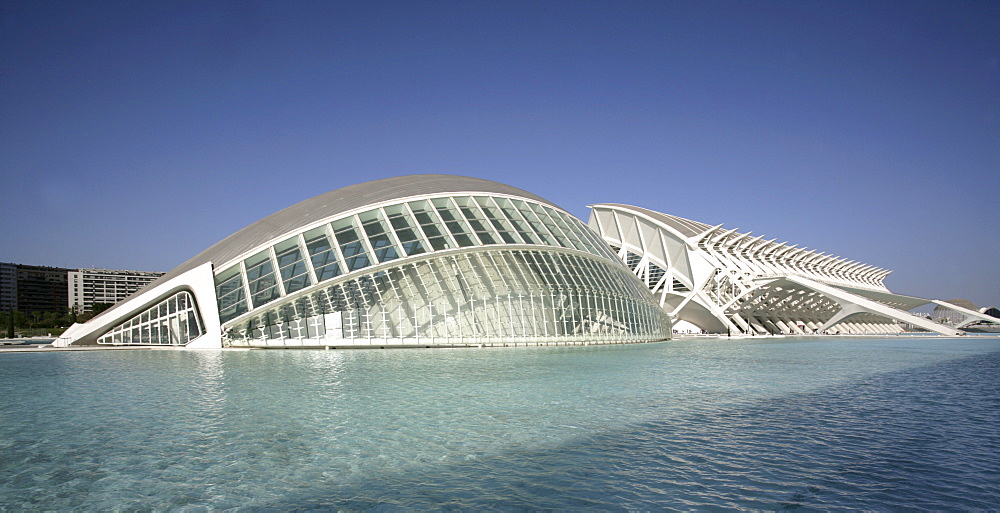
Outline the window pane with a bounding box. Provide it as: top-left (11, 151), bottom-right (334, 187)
top-left (421, 223), bottom-right (443, 238)
top-left (245, 250), bottom-right (279, 308)
top-left (428, 237), bottom-right (450, 251)
top-left (215, 265), bottom-right (248, 322)
top-left (358, 210), bottom-right (401, 263)
top-left (274, 236), bottom-right (313, 294)
top-left (332, 218), bottom-right (372, 273)
top-left (396, 228), bottom-right (418, 242)
top-left (402, 240), bottom-right (426, 255)
top-left (369, 233), bottom-right (400, 262)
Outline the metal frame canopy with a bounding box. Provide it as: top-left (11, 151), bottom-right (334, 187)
top-left (57, 176), bottom-right (671, 348)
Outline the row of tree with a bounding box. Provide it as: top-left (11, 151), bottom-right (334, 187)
top-left (3, 304), bottom-right (114, 337)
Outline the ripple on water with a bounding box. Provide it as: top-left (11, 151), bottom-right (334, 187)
top-left (0, 337), bottom-right (998, 510)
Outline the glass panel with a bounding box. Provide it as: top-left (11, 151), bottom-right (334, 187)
top-left (360, 210), bottom-right (401, 263)
top-left (389, 215), bottom-right (409, 230)
top-left (98, 291), bottom-right (205, 346)
top-left (413, 210), bottom-right (435, 225)
top-left (544, 206), bottom-right (587, 251)
top-left (274, 237), bottom-right (301, 267)
top-left (431, 197), bottom-right (453, 209)
top-left (453, 234), bottom-right (476, 247)
top-left (383, 203), bottom-right (406, 216)
top-left (458, 199), bottom-right (500, 245)
top-left (496, 231), bottom-right (519, 244)
top-left (474, 196), bottom-right (503, 218)
top-left (401, 240), bottom-right (426, 256)
top-left (244, 249), bottom-right (279, 308)
top-left (244, 250), bottom-right (271, 280)
top-left (227, 246), bottom-right (670, 346)
top-left (357, 208), bottom-right (381, 225)
top-left (334, 218), bottom-right (372, 272)
top-left (555, 208), bottom-right (603, 255)
top-left (369, 235), bottom-right (399, 262)
top-left (427, 237), bottom-right (450, 251)
top-left (304, 226), bottom-right (342, 281)
top-left (514, 200), bottom-right (556, 245)
top-left (420, 223), bottom-right (444, 238)
top-left (275, 236), bottom-right (312, 294)
top-left (395, 228), bottom-right (418, 242)
top-left (333, 223), bottom-right (361, 245)
top-left (409, 200), bottom-right (454, 250)
top-left (434, 198), bottom-right (478, 247)
top-left (495, 197), bottom-right (538, 244)
top-left (529, 203), bottom-right (570, 247)
top-left (476, 197), bottom-right (522, 244)
top-left (215, 265), bottom-right (247, 323)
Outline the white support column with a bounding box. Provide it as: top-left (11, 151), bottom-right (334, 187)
top-left (778, 276), bottom-right (962, 336)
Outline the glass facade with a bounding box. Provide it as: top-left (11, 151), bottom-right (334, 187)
top-left (212, 194), bottom-right (669, 347)
top-left (97, 291), bottom-right (204, 346)
top-left (225, 249), bottom-right (669, 347)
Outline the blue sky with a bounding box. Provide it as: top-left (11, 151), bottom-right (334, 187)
top-left (2, 0), bottom-right (997, 308)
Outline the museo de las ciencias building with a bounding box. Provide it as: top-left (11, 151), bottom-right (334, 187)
top-left (56, 175), bottom-right (991, 349)
top-left (587, 204), bottom-right (994, 337)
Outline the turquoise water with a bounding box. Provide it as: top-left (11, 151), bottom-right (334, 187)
top-left (2, 336), bottom-right (998, 510)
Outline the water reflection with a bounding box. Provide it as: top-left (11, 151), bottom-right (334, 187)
top-left (0, 337), bottom-right (998, 510)
top-left (191, 349), bottom-right (227, 428)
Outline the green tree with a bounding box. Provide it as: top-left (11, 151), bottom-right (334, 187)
top-left (91, 303), bottom-right (114, 316)
top-left (13, 310), bottom-right (26, 328)
top-left (42, 311), bottom-right (60, 328)
top-left (6, 309), bottom-right (13, 338)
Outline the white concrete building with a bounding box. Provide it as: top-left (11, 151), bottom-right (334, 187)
top-left (588, 204), bottom-right (995, 336)
top-left (68, 269), bottom-right (163, 313)
top-left (56, 176), bottom-right (670, 348)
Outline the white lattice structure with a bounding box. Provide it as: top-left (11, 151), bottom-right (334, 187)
top-left (589, 204), bottom-right (972, 336)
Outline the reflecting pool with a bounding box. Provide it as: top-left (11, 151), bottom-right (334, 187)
top-left (2, 336), bottom-right (998, 510)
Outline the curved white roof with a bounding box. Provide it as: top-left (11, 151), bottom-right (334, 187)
top-left (158, 174), bottom-right (555, 284)
top-left (83, 175), bottom-right (556, 327)
top-left (596, 203), bottom-right (713, 238)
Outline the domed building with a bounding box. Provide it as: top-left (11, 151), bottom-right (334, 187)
top-left (933, 299), bottom-right (979, 325)
top-left (57, 175), bottom-right (671, 348)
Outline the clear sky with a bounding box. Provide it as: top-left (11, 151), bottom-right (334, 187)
top-left (2, 0), bottom-right (997, 308)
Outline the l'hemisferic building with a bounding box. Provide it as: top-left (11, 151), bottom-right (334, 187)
top-left (57, 175), bottom-right (672, 348)
top-left (56, 175), bottom-right (991, 349)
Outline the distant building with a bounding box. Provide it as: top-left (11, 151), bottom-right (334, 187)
top-left (0, 263), bottom-right (72, 314)
top-left (68, 269), bottom-right (164, 313)
top-left (0, 263), bottom-right (16, 312)
top-left (981, 306), bottom-right (1000, 319)
top-left (933, 299), bottom-right (979, 325)
top-left (0, 263), bottom-right (163, 315)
